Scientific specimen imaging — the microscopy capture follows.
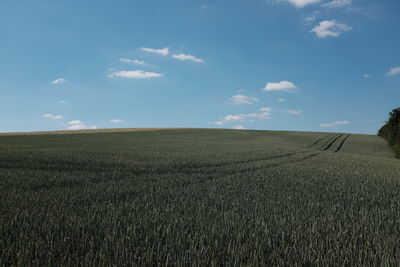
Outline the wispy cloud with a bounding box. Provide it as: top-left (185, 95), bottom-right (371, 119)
top-left (259, 107), bottom-right (272, 113)
top-left (172, 53), bottom-right (205, 63)
top-left (67, 120), bottom-right (97, 130)
top-left (141, 47), bottom-right (169, 56)
top-left (229, 94), bottom-right (259, 105)
top-left (110, 119), bottom-right (123, 123)
top-left (320, 120), bottom-right (351, 127)
top-left (286, 110), bottom-right (303, 115)
top-left (58, 100), bottom-right (67, 104)
top-left (280, 0), bottom-right (321, 8)
top-left (43, 114), bottom-right (63, 120)
top-left (386, 66), bottom-right (400, 76)
top-left (263, 81), bottom-right (297, 92)
top-left (108, 70), bottom-right (162, 79)
top-left (212, 121), bottom-right (224, 126)
top-left (305, 15), bottom-right (317, 23)
top-left (345, 5), bottom-right (382, 19)
top-left (311, 20), bottom-right (352, 38)
top-left (363, 74), bottom-right (371, 78)
top-left (119, 58), bottom-right (146, 65)
top-left (322, 0), bottom-right (352, 8)
top-left (303, 10), bottom-right (320, 25)
top-left (278, 98), bottom-right (286, 102)
top-left (51, 78), bottom-right (67, 85)
top-left (233, 125), bottom-right (245, 130)
top-left (212, 107), bottom-right (272, 125)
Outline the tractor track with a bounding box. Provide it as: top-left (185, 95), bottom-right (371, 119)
top-left (307, 134), bottom-right (335, 148)
top-left (179, 150), bottom-right (312, 173)
top-left (220, 152), bottom-right (322, 175)
top-left (128, 133), bottom-right (352, 176)
top-left (334, 134), bottom-right (351, 153)
top-left (185, 133), bottom-right (352, 174)
top-left (322, 134), bottom-right (344, 151)
top-left (160, 148), bottom-right (321, 176)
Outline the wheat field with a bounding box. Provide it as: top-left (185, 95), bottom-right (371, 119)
top-left (1, 129), bottom-right (399, 266)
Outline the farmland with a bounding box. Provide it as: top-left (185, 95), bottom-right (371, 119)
top-left (1, 128), bottom-right (400, 266)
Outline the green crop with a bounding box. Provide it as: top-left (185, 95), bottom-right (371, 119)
top-left (0, 129), bottom-right (399, 266)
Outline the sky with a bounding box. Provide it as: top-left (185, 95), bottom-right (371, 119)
top-left (0, 0), bottom-right (399, 134)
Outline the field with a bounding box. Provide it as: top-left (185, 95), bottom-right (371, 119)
top-left (1, 128), bottom-right (400, 266)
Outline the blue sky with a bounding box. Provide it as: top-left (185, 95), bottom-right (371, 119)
top-left (1, 0), bottom-right (399, 134)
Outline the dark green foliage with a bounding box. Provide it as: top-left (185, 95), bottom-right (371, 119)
top-left (378, 108), bottom-right (400, 158)
top-left (0, 129), bottom-right (399, 266)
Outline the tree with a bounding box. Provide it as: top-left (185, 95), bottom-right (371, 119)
top-left (379, 108), bottom-right (400, 158)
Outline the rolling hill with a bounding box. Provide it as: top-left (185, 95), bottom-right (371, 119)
top-left (1, 128), bottom-right (399, 266)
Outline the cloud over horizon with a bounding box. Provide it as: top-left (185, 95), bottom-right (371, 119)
top-left (320, 120), bottom-right (351, 127)
top-left (67, 120), bottom-right (97, 130)
top-left (233, 125), bottom-right (245, 130)
top-left (212, 107), bottom-right (272, 125)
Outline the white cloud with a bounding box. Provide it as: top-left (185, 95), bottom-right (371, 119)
top-left (119, 58), bottom-right (146, 65)
top-left (51, 78), bottom-right (67, 85)
top-left (287, 110), bottom-right (303, 115)
top-left (229, 94), bottom-right (259, 105)
top-left (363, 74), bottom-right (371, 78)
top-left (58, 100), bottom-right (67, 104)
top-left (67, 124), bottom-right (92, 130)
top-left (386, 66), bottom-right (400, 76)
top-left (141, 47), bottom-right (169, 56)
top-left (108, 70), bottom-right (162, 79)
top-left (281, 0), bottom-right (321, 8)
top-left (320, 120), bottom-right (351, 127)
top-left (233, 125), bottom-right (245, 130)
top-left (172, 53), bottom-right (205, 63)
top-left (67, 120), bottom-right (96, 130)
top-left (311, 20), bottom-right (352, 38)
top-left (263, 81), bottom-right (297, 92)
top-left (43, 113), bottom-right (63, 120)
top-left (278, 98), bottom-right (286, 102)
top-left (224, 115), bottom-right (243, 122)
top-left (212, 107), bottom-right (272, 125)
top-left (322, 0), bottom-right (352, 8)
top-left (110, 119), bottom-right (123, 123)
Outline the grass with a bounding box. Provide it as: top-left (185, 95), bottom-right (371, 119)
top-left (1, 128), bottom-right (400, 266)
